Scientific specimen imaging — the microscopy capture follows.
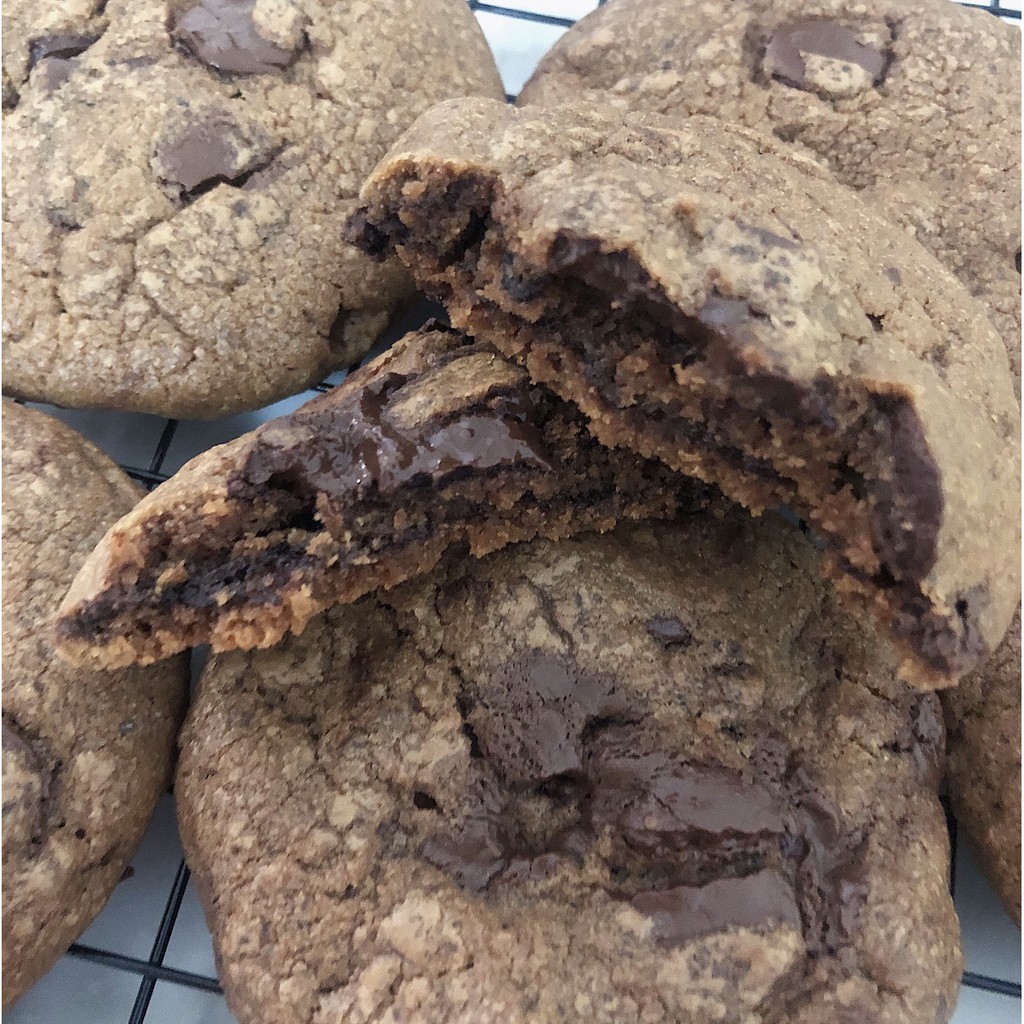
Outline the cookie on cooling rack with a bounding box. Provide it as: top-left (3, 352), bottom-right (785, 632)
top-left (176, 506), bottom-right (961, 1024)
top-left (2, 403), bottom-right (188, 1006)
top-left (519, 0), bottom-right (1022, 385)
top-left (53, 323), bottom-right (706, 668)
top-left (348, 98), bottom-right (1020, 688)
top-left (944, 609), bottom-right (1022, 923)
top-left (1, 0), bottom-right (503, 417)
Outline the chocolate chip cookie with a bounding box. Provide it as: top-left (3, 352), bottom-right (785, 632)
top-left (2, 402), bottom-right (188, 1005)
top-left (2, 0), bottom-right (503, 417)
top-left (349, 98), bottom-right (1021, 688)
top-left (519, 0), bottom-right (1022, 385)
top-left (944, 609), bottom-right (1021, 923)
top-left (53, 323), bottom-right (706, 667)
top-left (177, 508), bottom-right (961, 1024)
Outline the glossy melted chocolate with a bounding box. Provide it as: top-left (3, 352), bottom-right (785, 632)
top-left (421, 650), bottom-right (868, 950)
top-left (236, 368), bottom-right (554, 512)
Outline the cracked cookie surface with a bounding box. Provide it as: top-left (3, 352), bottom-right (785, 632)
top-left (350, 98), bottom-right (1021, 688)
top-left (54, 323), bottom-right (706, 667)
top-left (177, 509), bottom-right (961, 1024)
top-left (2, 403), bottom-right (188, 1005)
top-left (519, 0), bottom-right (1022, 386)
top-left (2, 0), bottom-right (503, 417)
top-left (943, 608), bottom-right (1021, 923)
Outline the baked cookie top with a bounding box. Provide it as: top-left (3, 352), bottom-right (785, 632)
top-left (2, 402), bottom-right (187, 1005)
top-left (178, 509), bottom-right (961, 1024)
top-left (53, 324), bottom-right (704, 667)
top-left (943, 609), bottom-right (1022, 923)
top-left (520, 0), bottom-right (1021, 380)
top-left (350, 97), bottom-right (1021, 687)
top-left (2, 0), bottom-right (503, 417)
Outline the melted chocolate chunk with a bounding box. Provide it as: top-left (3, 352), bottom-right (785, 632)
top-left (765, 19), bottom-right (888, 90)
top-left (793, 790), bottom-right (869, 951)
top-left (735, 220), bottom-right (801, 252)
top-left (631, 871), bottom-right (801, 945)
top-left (172, 0), bottom-right (300, 75)
top-left (645, 615), bottom-right (693, 649)
top-left (881, 694), bottom-right (943, 789)
top-left (587, 735), bottom-right (787, 846)
top-left (422, 656), bottom-right (873, 952)
top-left (697, 295), bottom-right (756, 331)
top-left (467, 650), bottom-right (624, 787)
top-left (38, 57), bottom-right (77, 92)
top-left (158, 120), bottom-right (244, 194)
top-left (29, 32), bottom-right (101, 68)
top-left (869, 397), bottom-right (943, 583)
top-left (422, 813), bottom-right (508, 891)
top-left (236, 368), bottom-right (554, 514)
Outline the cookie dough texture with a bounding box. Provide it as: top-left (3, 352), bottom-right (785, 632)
top-left (520, 0), bottom-right (1022, 383)
top-left (943, 609), bottom-right (1022, 923)
top-left (350, 98), bottom-right (1020, 687)
top-left (2, 403), bottom-right (187, 1005)
top-left (2, 0), bottom-right (503, 417)
top-left (54, 324), bottom-right (705, 668)
top-left (178, 509), bottom-right (961, 1024)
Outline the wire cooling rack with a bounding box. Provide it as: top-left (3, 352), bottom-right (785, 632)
top-left (7, 2), bottom-right (1021, 1022)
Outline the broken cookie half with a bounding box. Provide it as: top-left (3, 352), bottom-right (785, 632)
top-left (347, 98), bottom-right (1021, 687)
top-left (54, 324), bottom-right (705, 668)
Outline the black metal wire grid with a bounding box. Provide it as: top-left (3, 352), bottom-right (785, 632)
top-left (34, 0), bottom-right (1018, 1019)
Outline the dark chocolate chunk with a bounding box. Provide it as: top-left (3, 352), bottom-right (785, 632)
top-left (172, 0), bottom-right (299, 76)
top-left (587, 735), bottom-right (787, 846)
top-left (238, 370), bottom-right (555, 513)
top-left (28, 32), bottom-right (101, 69)
top-left (794, 791), bottom-right (869, 951)
top-left (420, 660), bottom-right (873, 954)
top-left (37, 57), bottom-right (77, 92)
top-left (157, 120), bottom-right (243, 194)
top-left (765, 19), bottom-right (888, 90)
top-left (696, 295), bottom-right (756, 331)
top-left (644, 615), bottom-right (693, 649)
top-left (421, 814), bottom-right (509, 892)
top-left (467, 650), bottom-right (623, 787)
top-left (631, 871), bottom-right (801, 945)
top-left (735, 220), bottom-right (800, 252)
top-left (869, 397), bottom-right (943, 584)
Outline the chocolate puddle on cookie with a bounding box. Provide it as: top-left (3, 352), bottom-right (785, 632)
top-left (417, 650), bottom-right (867, 952)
